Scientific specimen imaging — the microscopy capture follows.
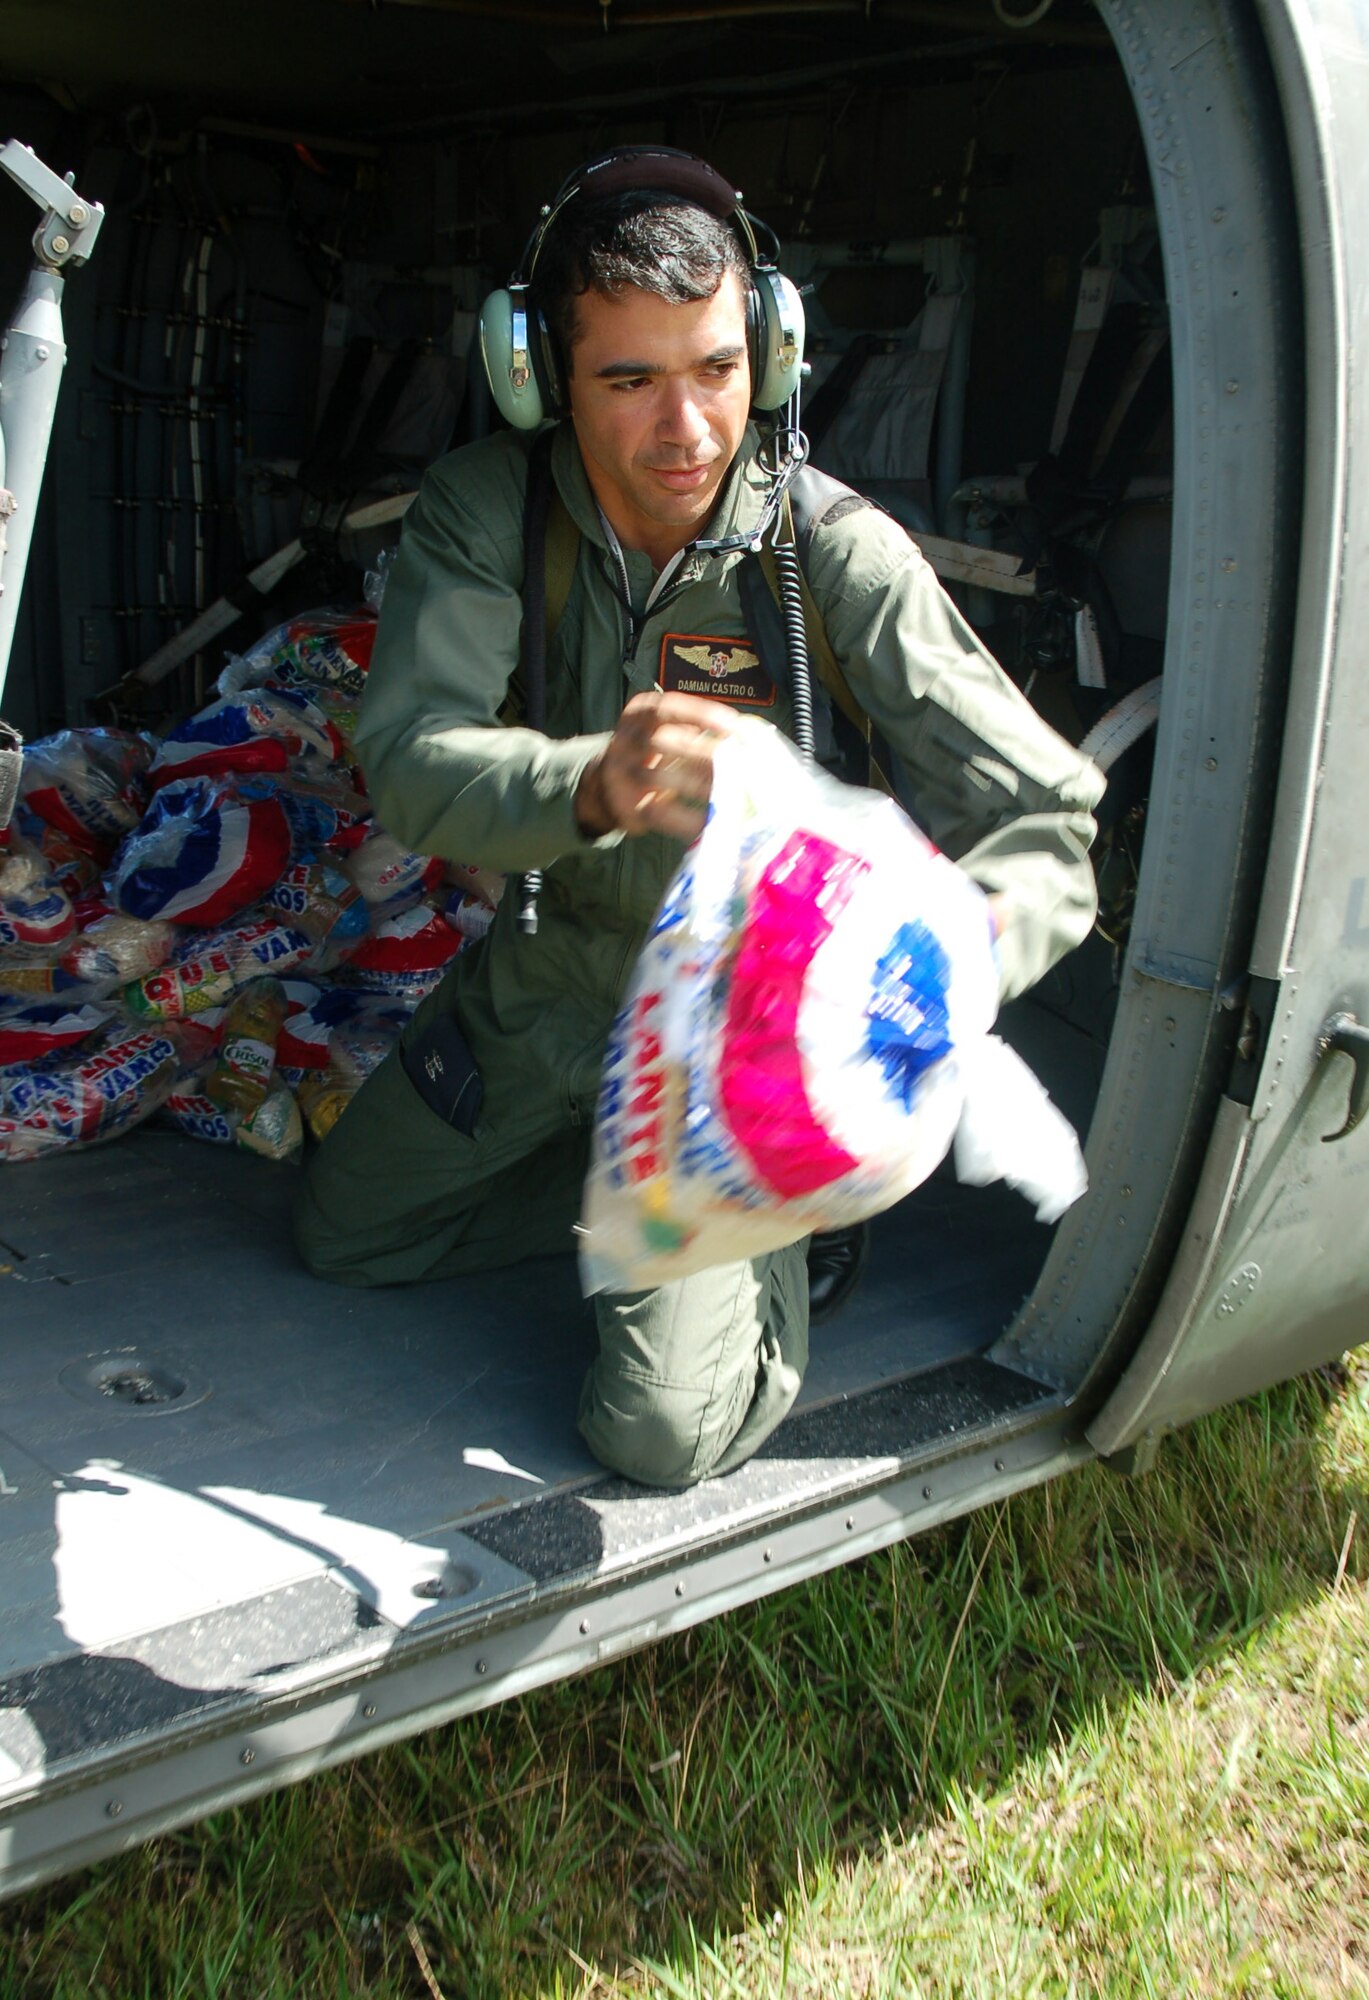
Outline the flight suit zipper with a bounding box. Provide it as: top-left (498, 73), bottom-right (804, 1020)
top-left (598, 511), bottom-right (706, 677)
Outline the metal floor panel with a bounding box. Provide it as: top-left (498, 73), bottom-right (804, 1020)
top-left (0, 1120), bottom-right (1047, 1723)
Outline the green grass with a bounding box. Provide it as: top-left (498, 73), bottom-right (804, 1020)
top-left (2, 1358), bottom-right (1366, 2000)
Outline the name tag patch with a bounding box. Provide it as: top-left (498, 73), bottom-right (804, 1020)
top-left (659, 633), bottom-right (776, 709)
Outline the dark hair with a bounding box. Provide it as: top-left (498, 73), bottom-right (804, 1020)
top-left (534, 190), bottom-right (751, 369)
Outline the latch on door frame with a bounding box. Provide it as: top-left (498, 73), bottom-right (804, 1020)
top-left (1316, 1012), bottom-right (1369, 1142)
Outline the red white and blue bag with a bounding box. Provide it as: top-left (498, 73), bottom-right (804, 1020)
top-left (579, 719), bottom-right (1088, 1293)
top-left (0, 841), bottom-right (74, 948)
top-left (231, 768), bottom-right (371, 858)
top-left (276, 983), bottom-right (381, 1073)
top-left (112, 776), bottom-right (293, 927)
top-left (332, 899), bottom-right (463, 997)
top-left (18, 728), bottom-right (157, 858)
top-left (0, 998), bottom-right (114, 1069)
top-left (0, 1018), bottom-right (198, 1162)
top-left (148, 686), bottom-right (343, 789)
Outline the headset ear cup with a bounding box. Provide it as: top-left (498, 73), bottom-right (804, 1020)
top-left (479, 287), bottom-right (546, 429)
top-left (750, 270), bottom-right (806, 411)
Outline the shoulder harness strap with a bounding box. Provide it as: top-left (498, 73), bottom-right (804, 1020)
top-left (505, 429), bottom-right (580, 726)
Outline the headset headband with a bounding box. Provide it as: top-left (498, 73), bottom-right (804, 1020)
top-left (516, 144), bottom-right (766, 286)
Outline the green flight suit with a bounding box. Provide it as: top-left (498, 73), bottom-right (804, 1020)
top-left (294, 420), bottom-right (1105, 1487)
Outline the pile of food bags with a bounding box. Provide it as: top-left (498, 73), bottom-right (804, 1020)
top-left (579, 719), bottom-right (1088, 1293)
top-left (0, 606), bottom-right (499, 1165)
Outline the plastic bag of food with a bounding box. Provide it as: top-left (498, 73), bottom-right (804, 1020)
top-left (0, 946), bottom-right (91, 998)
top-left (236, 1085), bottom-right (303, 1160)
top-left (221, 608), bottom-right (377, 703)
top-left (18, 728), bottom-right (157, 857)
top-left (444, 859), bottom-right (505, 910)
top-left (440, 890), bottom-right (496, 942)
top-left (205, 975), bottom-right (286, 1119)
top-left (277, 984), bottom-right (379, 1073)
top-left (0, 1018), bottom-right (199, 1162)
top-left (331, 899), bottom-right (463, 998)
top-left (0, 839), bottom-right (75, 948)
top-left (7, 810), bottom-right (105, 898)
top-left (112, 775), bottom-right (293, 927)
top-left (148, 686), bottom-right (343, 789)
top-left (294, 996), bottom-right (408, 1141)
top-left (264, 858), bottom-right (368, 951)
top-left (257, 765), bottom-right (372, 851)
top-left (297, 681), bottom-right (363, 754)
top-left (121, 909), bottom-right (314, 1020)
top-left (61, 908), bottom-right (177, 989)
top-left (156, 1009), bottom-right (296, 1152)
top-left (177, 969), bottom-right (303, 1160)
top-left (149, 1008), bottom-right (295, 1160)
top-left (157, 1088), bottom-right (236, 1145)
top-left (579, 719), bottom-right (1087, 1293)
top-left (339, 822), bottom-right (443, 909)
top-left (439, 860), bottom-right (503, 941)
top-left (0, 998), bottom-right (114, 1068)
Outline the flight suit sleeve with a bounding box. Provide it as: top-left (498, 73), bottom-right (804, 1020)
top-left (806, 504), bottom-right (1107, 1004)
top-left (353, 446), bottom-right (617, 873)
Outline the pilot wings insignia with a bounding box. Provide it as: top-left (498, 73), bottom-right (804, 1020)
top-left (659, 633), bottom-right (776, 708)
top-left (674, 642), bottom-right (758, 679)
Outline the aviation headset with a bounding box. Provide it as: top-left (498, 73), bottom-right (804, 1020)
top-left (478, 144), bottom-right (807, 428)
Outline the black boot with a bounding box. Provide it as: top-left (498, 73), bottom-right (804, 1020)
top-left (806, 1222), bottom-right (870, 1323)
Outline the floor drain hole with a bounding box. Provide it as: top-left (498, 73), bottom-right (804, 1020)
top-left (60, 1351), bottom-right (205, 1414)
top-left (101, 1368), bottom-right (185, 1406)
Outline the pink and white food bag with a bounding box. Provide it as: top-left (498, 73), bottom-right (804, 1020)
top-left (579, 718), bottom-right (1087, 1293)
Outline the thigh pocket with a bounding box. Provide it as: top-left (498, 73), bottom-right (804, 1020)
top-left (399, 1009), bottom-right (484, 1137)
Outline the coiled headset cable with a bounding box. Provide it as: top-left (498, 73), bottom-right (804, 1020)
top-left (757, 395), bottom-right (815, 763)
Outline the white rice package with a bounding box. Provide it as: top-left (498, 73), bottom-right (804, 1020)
top-left (579, 718), bottom-right (1087, 1293)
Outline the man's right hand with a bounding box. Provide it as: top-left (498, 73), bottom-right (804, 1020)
top-left (575, 689), bottom-right (737, 843)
